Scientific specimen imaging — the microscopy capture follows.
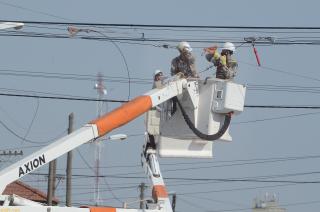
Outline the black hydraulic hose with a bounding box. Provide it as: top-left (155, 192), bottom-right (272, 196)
top-left (174, 97), bottom-right (232, 141)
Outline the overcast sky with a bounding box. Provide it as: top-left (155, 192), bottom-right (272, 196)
top-left (1, 1), bottom-right (320, 212)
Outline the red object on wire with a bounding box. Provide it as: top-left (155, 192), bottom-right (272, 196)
top-left (253, 45), bottom-right (261, 66)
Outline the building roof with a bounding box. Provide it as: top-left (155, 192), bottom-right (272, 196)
top-left (3, 181), bottom-right (59, 204)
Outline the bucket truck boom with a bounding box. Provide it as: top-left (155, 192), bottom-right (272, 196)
top-left (0, 77), bottom-right (187, 194)
top-left (0, 76), bottom-right (246, 212)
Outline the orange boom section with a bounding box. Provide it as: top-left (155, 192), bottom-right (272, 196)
top-left (152, 185), bottom-right (168, 201)
top-left (90, 95), bottom-right (152, 136)
top-left (90, 208), bottom-right (116, 212)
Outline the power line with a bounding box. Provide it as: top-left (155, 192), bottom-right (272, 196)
top-left (233, 111), bottom-right (320, 125)
top-left (3, 29), bottom-right (320, 46)
top-left (0, 2), bottom-right (71, 21)
top-left (5, 67), bottom-right (320, 93)
top-left (240, 61), bottom-right (320, 82)
top-left (29, 172), bottom-right (320, 184)
top-left (0, 118), bottom-right (65, 144)
top-left (62, 153), bottom-right (320, 170)
top-left (0, 92), bottom-right (127, 103)
top-left (203, 199), bottom-right (320, 212)
top-left (3, 67), bottom-right (320, 95)
top-left (2, 20), bottom-right (320, 30)
top-left (21, 98), bottom-right (40, 144)
top-left (2, 91), bottom-right (320, 109)
top-left (247, 84), bottom-right (320, 94)
top-left (4, 66), bottom-right (320, 94)
top-left (245, 105), bottom-right (320, 109)
top-left (180, 195), bottom-right (247, 208)
top-left (177, 183), bottom-right (296, 196)
top-left (157, 156), bottom-right (320, 174)
top-left (3, 31), bottom-right (320, 46)
top-left (0, 68), bottom-right (151, 84)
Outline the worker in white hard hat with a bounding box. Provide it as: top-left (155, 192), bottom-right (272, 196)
top-left (171, 41), bottom-right (199, 78)
top-left (204, 42), bottom-right (238, 80)
top-left (153, 69), bottom-right (164, 89)
top-left (145, 70), bottom-right (164, 136)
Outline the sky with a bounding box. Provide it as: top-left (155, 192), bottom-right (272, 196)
top-left (1, 0), bottom-right (320, 211)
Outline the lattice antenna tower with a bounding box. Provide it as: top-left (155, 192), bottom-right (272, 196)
top-left (93, 72), bottom-right (107, 206)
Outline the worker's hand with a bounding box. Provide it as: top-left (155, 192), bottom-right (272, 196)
top-left (203, 46), bottom-right (218, 54)
top-left (175, 72), bottom-right (185, 79)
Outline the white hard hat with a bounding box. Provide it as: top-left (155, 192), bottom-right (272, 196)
top-left (154, 69), bottom-right (163, 76)
top-left (222, 42), bottom-right (236, 52)
top-left (177, 41), bottom-right (192, 52)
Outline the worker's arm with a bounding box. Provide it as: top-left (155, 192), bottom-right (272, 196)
top-left (189, 56), bottom-right (199, 78)
top-left (170, 58), bottom-right (178, 76)
top-left (205, 50), bottom-right (221, 65)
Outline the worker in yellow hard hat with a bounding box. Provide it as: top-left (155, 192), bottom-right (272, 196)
top-left (171, 41), bottom-right (199, 78)
top-left (204, 42), bottom-right (238, 80)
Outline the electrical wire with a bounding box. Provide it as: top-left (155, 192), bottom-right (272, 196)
top-left (0, 68), bottom-right (151, 84)
top-left (156, 156), bottom-right (320, 174)
top-left (0, 104), bottom-right (28, 130)
top-left (202, 199), bottom-right (320, 212)
top-left (30, 171), bottom-right (320, 184)
top-left (53, 153), bottom-right (320, 170)
top-left (240, 60), bottom-right (320, 82)
top-left (0, 2), bottom-right (71, 21)
top-left (3, 30), bottom-right (320, 46)
top-left (179, 194), bottom-right (248, 208)
top-left (0, 92), bottom-right (127, 103)
top-left (0, 118), bottom-right (61, 144)
top-left (0, 87), bottom-right (114, 100)
top-left (177, 183), bottom-right (297, 196)
top-left (4, 20), bottom-right (320, 30)
top-left (247, 84), bottom-right (320, 94)
top-left (85, 29), bottom-right (132, 101)
top-left (21, 97), bottom-right (39, 144)
top-left (245, 105), bottom-right (320, 109)
top-left (2, 91), bottom-right (320, 110)
top-left (233, 111), bottom-right (320, 125)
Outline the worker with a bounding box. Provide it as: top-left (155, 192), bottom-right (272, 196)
top-left (153, 70), bottom-right (164, 89)
top-left (171, 41), bottom-right (199, 78)
top-left (146, 70), bottom-right (164, 136)
top-left (204, 42), bottom-right (238, 80)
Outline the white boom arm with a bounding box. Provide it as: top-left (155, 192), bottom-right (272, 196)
top-left (0, 78), bottom-right (187, 193)
top-left (141, 136), bottom-right (173, 212)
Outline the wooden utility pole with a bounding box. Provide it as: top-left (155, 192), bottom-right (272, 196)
top-left (66, 113), bottom-right (74, 206)
top-left (139, 182), bottom-right (146, 209)
top-left (47, 114), bottom-right (74, 206)
top-left (52, 159), bottom-right (57, 197)
top-left (172, 193), bottom-right (177, 212)
top-left (47, 142), bottom-right (58, 204)
top-left (47, 160), bottom-right (54, 205)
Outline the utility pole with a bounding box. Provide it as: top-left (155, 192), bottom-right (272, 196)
top-left (52, 160), bottom-right (57, 197)
top-left (47, 147), bottom-right (58, 204)
top-left (172, 193), bottom-right (177, 212)
top-left (47, 161), bottom-right (54, 205)
top-left (66, 113), bottom-right (74, 207)
top-left (138, 182), bottom-right (146, 209)
top-left (47, 160), bottom-right (58, 204)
